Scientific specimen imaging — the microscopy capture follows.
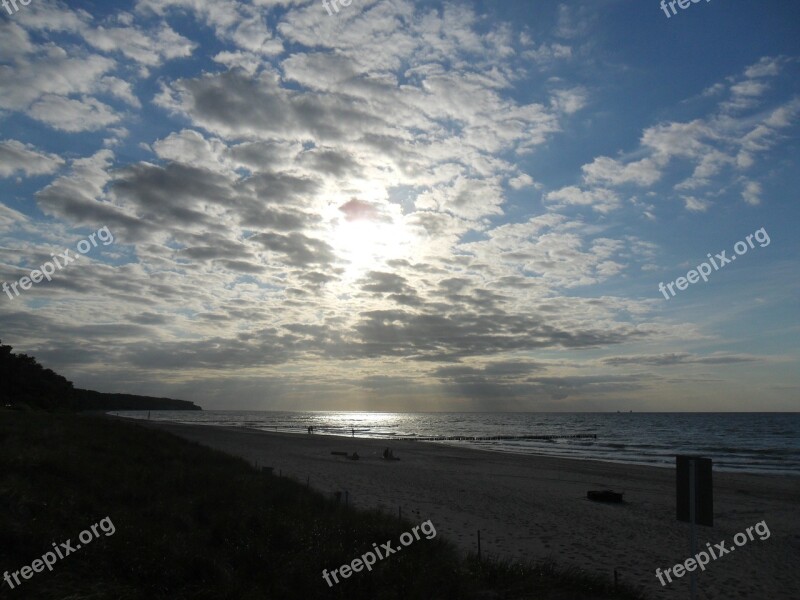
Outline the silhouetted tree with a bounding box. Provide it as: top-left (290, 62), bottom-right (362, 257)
top-left (0, 341), bottom-right (201, 411)
top-left (0, 340), bottom-right (75, 409)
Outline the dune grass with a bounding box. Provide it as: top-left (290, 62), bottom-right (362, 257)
top-left (0, 410), bottom-right (648, 599)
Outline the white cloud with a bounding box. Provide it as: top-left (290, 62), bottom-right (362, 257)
top-left (682, 196), bottom-right (711, 212)
top-left (741, 180), bottom-right (762, 206)
top-left (82, 22), bottom-right (197, 66)
top-left (508, 173), bottom-right (535, 190)
top-left (582, 156), bottom-right (662, 187)
top-left (28, 95), bottom-right (120, 132)
top-left (0, 140), bottom-right (65, 178)
top-left (544, 186), bottom-right (621, 213)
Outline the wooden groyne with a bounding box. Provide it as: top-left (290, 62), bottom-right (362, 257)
top-left (406, 433), bottom-right (597, 442)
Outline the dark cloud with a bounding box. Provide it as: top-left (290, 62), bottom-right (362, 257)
top-left (249, 231), bottom-right (336, 267)
top-left (431, 362), bottom-right (642, 403)
top-left (215, 259), bottom-right (265, 274)
top-left (301, 148), bottom-right (362, 178)
top-left (602, 353), bottom-right (760, 367)
top-left (127, 312), bottom-right (170, 325)
top-left (113, 162), bottom-right (231, 227)
top-left (122, 330), bottom-right (300, 370)
top-left (359, 271), bottom-right (413, 295)
top-left (161, 69), bottom-right (384, 142)
top-left (333, 309), bottom-right (651, 362)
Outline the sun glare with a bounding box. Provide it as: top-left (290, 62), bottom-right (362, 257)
top-left (330, 218), bottom-right (412, 279)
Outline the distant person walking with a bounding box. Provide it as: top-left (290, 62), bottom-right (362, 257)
top-left (352, 427), bottom-right (355, 438)
top-left (307, 426), bottom-right (314, 434)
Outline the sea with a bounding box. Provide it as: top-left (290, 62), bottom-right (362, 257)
top-left (109, 411), bottom-right (800, 476)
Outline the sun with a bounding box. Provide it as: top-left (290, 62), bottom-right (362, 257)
top-left (329, 217), bottom-right (411, 279)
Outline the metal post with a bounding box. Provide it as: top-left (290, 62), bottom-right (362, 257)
top-left (689, 459), bottom-right (697, 600)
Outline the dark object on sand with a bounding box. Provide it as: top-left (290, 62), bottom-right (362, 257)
top-left (346, 452), bottom-right (359, 460)
top-left (382, 448), bottom-right (400, 461)
top-left (587, 490), bottom-right (624, 503)
top-left (331, 451), bottom-right (348, 456)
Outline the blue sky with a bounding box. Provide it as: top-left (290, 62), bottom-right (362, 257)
top-left (0, 0), bottom-right (798, 411)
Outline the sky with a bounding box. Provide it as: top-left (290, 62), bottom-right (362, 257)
top-left (0, 0), bottom-right (798, 411)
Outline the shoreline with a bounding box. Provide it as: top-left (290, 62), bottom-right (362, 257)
top-left (137, 418), bottom-right (799, 600)
top-left (111, 412), bottom-right (800, 477)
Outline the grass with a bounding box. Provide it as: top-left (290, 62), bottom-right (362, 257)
top-left (0, 410), bottom-right (648, 599)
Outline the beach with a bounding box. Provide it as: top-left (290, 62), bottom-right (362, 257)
top-left (146, 421), bottom-right (799, 599)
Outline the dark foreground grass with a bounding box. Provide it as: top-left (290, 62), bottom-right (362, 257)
top-left (0, 411), bottom-right (648, 600)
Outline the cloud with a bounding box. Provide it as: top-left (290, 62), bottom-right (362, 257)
top-left (682, 196), bottom-right (711, 212)
top-left (27, 95), bottom-right (121, 132)
top-left (0, 0), bottom-right (791, 412)
top-left (36, 150), bottom-right (146, 238)
top-left (552, 56), bottom-right (796, 213)
top-left (249, 231), bottom-right (336, 267)
top-left (82, 21), bottom-right (196, 67)
top-left (432, 361), bottom-right (647, 402)
top-left (741, 180), bottom-right (762, 206)
top-left (582, 156), bottom-right (663, 187)
top-left (602, 353), bottom-right (760, 367)
top-left (0, 140), bottom-right (65, 178)
top-left (544, 186), bottom-right (621, 213)
top-left (339, 199), bottom-right (389, 223)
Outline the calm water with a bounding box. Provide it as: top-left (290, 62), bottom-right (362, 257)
top-left (111, 411), bottom-right (800, 476)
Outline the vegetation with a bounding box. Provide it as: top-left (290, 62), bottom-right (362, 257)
top-left (71, 389), bottom-right (201, 411)
top-left (0, 411), bottom-right (648, 599)
top-left (0, 341), bottom-right (200, 411)
top-left (0, 341), bottom-right (74, 410)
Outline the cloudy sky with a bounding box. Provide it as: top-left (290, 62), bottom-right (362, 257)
top-left (1, 0), bottom-right (798, 411)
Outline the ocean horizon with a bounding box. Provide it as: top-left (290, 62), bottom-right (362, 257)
top-left (112, 411), bottom-right (800, 476)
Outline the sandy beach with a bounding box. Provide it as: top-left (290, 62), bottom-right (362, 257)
top-left (146, 421), bottom-right (799, 600)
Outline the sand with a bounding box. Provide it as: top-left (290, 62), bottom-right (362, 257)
top-left (143, 421), bottom-right (799, 599)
